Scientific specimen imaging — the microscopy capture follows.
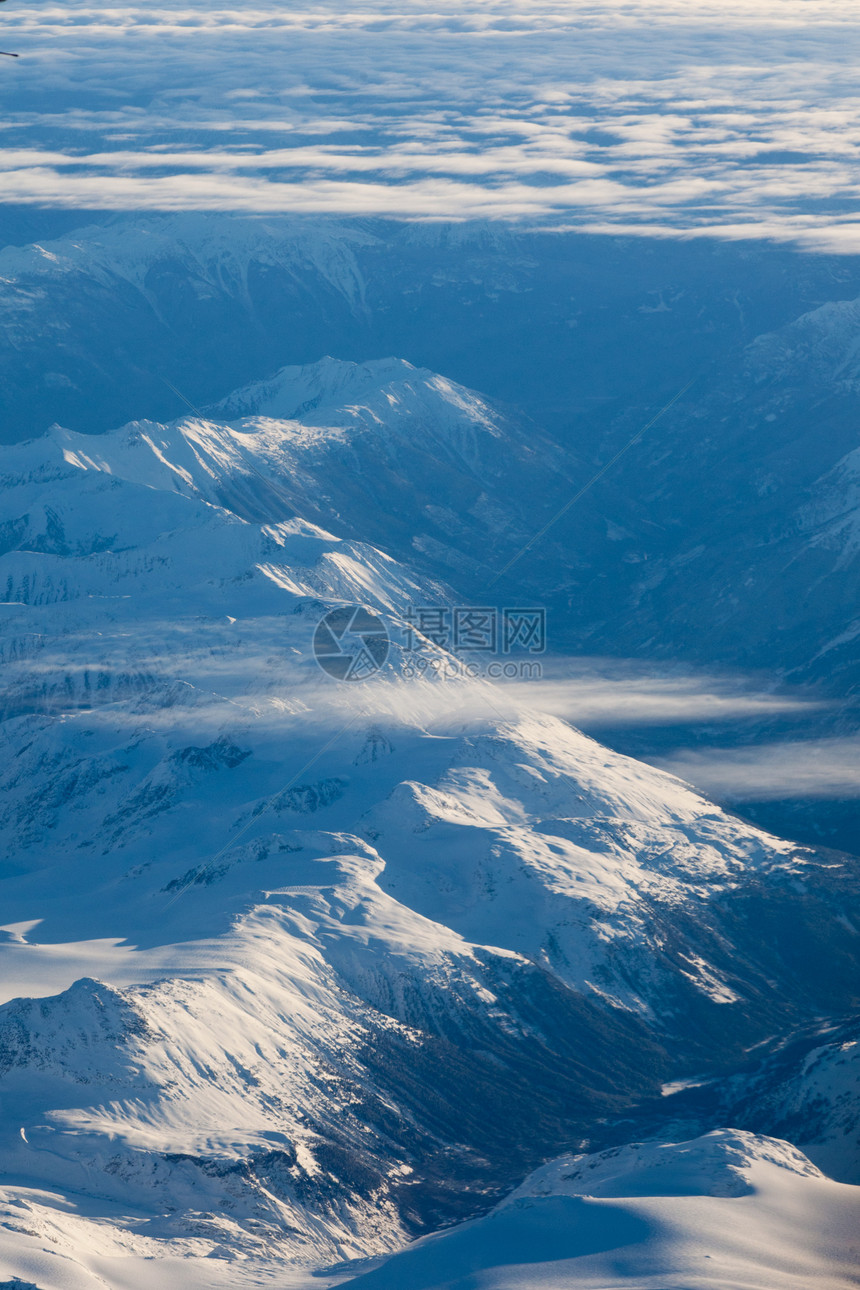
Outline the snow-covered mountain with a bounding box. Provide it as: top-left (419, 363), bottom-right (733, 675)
top-left (343, 1131), bottom-right (860, 1290)
top-left (746, 293), bottom-right (860, 395)
top-left (1, 385), bottom-right (859, 1285)
top-left (45, 354), bottom-right (571, 590)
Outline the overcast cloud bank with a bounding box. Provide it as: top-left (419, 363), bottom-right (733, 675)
top-left (1, 1), bottom-right (860, 244)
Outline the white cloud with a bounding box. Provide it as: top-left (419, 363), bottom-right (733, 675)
top-left (1, 1), bottom-right (860, 240)
top-left (656, 738), bottom-right (860, 800)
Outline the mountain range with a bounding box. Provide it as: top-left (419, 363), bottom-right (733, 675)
top-left (0, 328), bottom-right (858, 1287)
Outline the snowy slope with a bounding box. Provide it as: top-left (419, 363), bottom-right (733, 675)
top-left (343, 1131), bottom-right (860, 1290)
top-left (746, 294), bottom-right (860, 394)
top-left (1, 397), bottom-right (860, 1282)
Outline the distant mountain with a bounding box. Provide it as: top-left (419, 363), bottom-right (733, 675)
top-left (0, 214), bottom-right (380, 441)
top-left (543, 290), bottom-right (860, 691)
top-left (0, 212), bottom-right (849, 446)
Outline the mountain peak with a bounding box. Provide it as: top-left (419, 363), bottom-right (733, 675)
top-left (212, 355), bottom-right (442, 423)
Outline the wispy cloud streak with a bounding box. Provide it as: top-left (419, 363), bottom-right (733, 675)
top-left (656, 738), bottom-right (860, 800)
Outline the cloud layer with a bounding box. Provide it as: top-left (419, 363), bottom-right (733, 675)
top-left (2, 1), bottom-right (860, 243)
